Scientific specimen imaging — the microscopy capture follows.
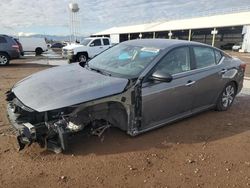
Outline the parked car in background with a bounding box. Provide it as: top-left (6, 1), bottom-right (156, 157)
top-left (13, 38), bottom-right (24, 56)
top-left (220, 43), bottom-right (235, 50)
top-left (0, 35), bottom-right (21, 65)
top-left (51, 42), bottom-right (66, 49)
top-left (232, 42), bottom-right (242, 51)
top-left (19, 37), bottom-right (48, 55)
top-left (6, 39), bottom-right (245, 153)
top-left (62, 37), bottom-right (112, 63)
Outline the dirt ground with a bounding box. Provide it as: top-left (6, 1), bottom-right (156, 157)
top-left (0, 52), bottom-right (250, 188)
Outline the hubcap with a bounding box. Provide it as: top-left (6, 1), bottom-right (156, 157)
top-left (0, 55), bottom-right (8, 65)
top-left (79, 55), bottom-right (86, 63)
top-left (222, 85), bottom-right (235, 108)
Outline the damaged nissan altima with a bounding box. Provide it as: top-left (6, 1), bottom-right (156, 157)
top-left (6, 39), bottom-right (245, 153)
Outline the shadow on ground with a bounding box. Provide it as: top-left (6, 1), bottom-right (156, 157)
top-left (37, 95), bottom-right (250, 156)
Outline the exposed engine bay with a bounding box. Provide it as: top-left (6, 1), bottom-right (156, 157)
top-left (6, 90), bottom-right (136, 153)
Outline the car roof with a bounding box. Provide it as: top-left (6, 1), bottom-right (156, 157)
top-left (86, 37), bottom-right (109, 40)
top-left (121, 39), bottom-right (209, 50)
top-left (0, 34), bottom-right (10, 38)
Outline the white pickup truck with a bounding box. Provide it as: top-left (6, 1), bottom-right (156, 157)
top-left (62, 37), bottom-right (112, 63)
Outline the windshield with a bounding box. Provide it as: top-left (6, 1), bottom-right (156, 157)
top-left (80, 39), bottom-right (92, 46)
top-left (88, 44), bottom-right (160, 78)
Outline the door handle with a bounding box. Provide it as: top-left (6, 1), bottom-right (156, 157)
top-left (100, 46), bottom-right (103, 49)
top-left (185, 80), bottom-right (196, 86)
top-left (221, 69), bottom-right (227, 74)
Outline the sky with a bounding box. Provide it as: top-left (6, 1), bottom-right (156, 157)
top-left (0, 0), bottom-right (250, 36)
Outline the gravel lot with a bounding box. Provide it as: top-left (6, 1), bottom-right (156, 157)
top-left (0, 52), bottom-right (249, 188)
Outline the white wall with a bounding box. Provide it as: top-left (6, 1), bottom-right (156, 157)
top-left (242, 25), bottom-right (250, 52)
top-left (110, 34), bottom-right (120, 44)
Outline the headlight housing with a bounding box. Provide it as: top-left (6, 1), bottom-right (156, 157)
top-left (67, 50), bottom-right (74, 54)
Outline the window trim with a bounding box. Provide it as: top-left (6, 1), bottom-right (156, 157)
top-left (153, 46), bottom-right (192, 72)
top-left (191, 45), bottom-right (219, 70)
top-left (103, 38), bottom-right (110, 46)
top-left (143, 45), bottom-right (196, 83)
top-left (0, 36), bottom-right (7, 43)
top-left (214, 49), bottom-right (223, 64)
top-left (90, 39), bottom-right (102, 47)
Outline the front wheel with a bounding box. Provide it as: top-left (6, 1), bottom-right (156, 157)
top-left (216, 82), bottom-right (236, 111)
top-left (77, 53), bottom-right (88, 63)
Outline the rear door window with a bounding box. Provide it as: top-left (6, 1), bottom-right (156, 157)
top-left (103, 39), bottom-right (110, 45)
top-left (193, 46), bottom-right (216, 69)
top-left (0, 37), bottom-right (7, 43)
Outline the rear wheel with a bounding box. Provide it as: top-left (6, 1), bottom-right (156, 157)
top-left (216, 82), bottom-right (236, 111)
top-left (35, 48), bottom-right (43, 56)
top-left (0, 53), bottom-right (10, 65)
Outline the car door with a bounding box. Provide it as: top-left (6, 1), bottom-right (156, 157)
top-left (141, 46), bottom-right (196, 130)
top-left (102, 38), bottom-right (111, 51)
top-left (88, 39), bottom-right (104, 58)
top-left (190, 46), bottom-right (225, 110)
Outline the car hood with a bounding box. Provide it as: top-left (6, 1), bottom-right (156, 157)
top-left (12, 64), bottom-right (129, 112)
top-left (63, 44), bottom-right (85, 50)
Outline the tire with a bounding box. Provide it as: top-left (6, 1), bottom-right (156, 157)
top-left (0, 52), bottom-right (10, 66)
top-left (35, 48), bottom-right (43, 56)
top-left (77, 53), bottom-right (88, 63)
top-left (216, 82), bottom-right (236, 111)
top-left (68, 58), bottom-right (74, 64)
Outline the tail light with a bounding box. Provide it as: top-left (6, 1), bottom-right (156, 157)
top-left (12, 45), bottom-right (20, 52)
top-left (240, 63), bottom-right (246, 72)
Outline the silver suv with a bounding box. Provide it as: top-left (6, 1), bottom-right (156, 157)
top-left (0, 35), bottom-right (21, 65)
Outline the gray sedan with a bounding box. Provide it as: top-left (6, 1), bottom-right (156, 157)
top-left (6, 39), bottom-right (246, 153)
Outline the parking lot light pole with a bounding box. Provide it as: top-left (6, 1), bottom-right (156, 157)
top-left (211, 28), bottom-right (218, 47)
top-left (188, 29), bottom-right (192, 41)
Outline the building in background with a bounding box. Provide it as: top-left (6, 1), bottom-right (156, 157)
top-left (92, 9), bottom-right (250, 52)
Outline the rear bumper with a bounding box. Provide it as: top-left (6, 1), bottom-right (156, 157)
top-left (9, 50), bottom-right (20, 59)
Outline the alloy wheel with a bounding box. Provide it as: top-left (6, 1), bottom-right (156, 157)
top-left (0, 55), bottom-right (8, 65)
top-left (221, 85), bottom-right (235, 108)
top-left (79, 55), bottom-right (87, 63)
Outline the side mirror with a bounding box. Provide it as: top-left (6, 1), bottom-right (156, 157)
top-left (90, 43), bottom-right (94, 47)
top-left (150, 70), bottom-right (173, 82)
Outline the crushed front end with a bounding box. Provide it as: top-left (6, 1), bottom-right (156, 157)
top-left (6, 91), bottom-right (82, 153)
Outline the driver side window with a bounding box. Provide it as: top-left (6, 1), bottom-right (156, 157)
top-left (155, 47), bottom-right (191, 75)
top-left (90, 39), bottom-right (102, 47)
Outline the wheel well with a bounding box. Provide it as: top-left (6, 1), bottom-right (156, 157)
top-left (35, 47), bottom-right (43, 52)
top-left (0, 51), bottom-right (10, 58)
top-left (77, 52), bottom-right (88, 59)
top-left (74, 102), bottom-right (128, 131)
top-left (229, 81), bottom-right (238, 92)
